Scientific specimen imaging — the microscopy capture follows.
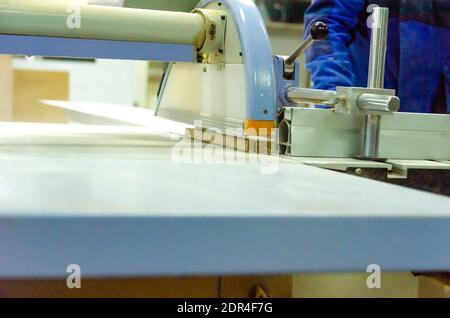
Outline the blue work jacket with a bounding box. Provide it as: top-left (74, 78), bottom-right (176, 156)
top-left (305, 0), bottom-right (450, 113)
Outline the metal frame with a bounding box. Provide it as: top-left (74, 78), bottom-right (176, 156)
top-left (279, 107), bottom-right (450, 160)
top-left (0, 34), bottom-right (196, 62)
top-left (0, 0), bottom-right (278, 122)
top-left (197, 0), bottom-right (277, 120)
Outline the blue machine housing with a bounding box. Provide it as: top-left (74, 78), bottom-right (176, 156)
top-left (273, 55), bottom-right (300, 109)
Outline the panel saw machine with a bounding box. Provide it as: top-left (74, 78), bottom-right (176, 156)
top-left (0, 0), bottom-right (448, 163)
top-left (0, 0), bottom-right (449, 278)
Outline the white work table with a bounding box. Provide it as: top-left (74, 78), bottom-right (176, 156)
top-left (0, 125), bottom-right (449, 278)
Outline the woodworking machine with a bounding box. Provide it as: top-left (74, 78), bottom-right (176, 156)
top-left (0, 0), bottom-right (449, 278)
top-left (0, 0), bottom-right (448, 161)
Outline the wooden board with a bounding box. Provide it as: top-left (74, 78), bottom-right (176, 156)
top-left (187, 128), bottom-right (276, 155)
top-left (0, 277), bottom-right (219, 298)
top-left (4, 273), bottom-right (446, 298)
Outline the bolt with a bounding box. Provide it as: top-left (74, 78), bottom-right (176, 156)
top-left (355, 168), bottom-right (362, 175)
top-left (209, 24), bottom-right (217, 40)
top-left (253, 286), bottom-right (268, 298)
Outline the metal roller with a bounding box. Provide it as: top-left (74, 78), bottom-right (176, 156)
top-left (0, 0), bottom-right (207, 47)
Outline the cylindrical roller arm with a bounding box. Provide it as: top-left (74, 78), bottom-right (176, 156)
top-left (286, 87), bottom-right (340, 105)
top-left (0, 0), bottom-right (206, 47)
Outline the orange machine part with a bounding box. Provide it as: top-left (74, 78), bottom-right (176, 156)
top-left (244, 120), bottom-right (276, 136)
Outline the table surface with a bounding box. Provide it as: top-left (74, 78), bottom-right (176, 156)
top-left (1, 134), bottom-right (449, 277)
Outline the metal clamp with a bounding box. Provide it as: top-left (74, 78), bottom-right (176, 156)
top-left (334, 87), bottom-right (399, 115)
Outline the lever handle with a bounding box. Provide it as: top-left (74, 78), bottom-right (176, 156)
top-left (309, 21), bottom-right (328, 41)
top-left (285, 21), bottom-right (328, 66)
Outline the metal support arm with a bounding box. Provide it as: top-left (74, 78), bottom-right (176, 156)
top-left (286, 86), bottom-right (400, 113)
top-left (0, 0), bottom-right (225, 53)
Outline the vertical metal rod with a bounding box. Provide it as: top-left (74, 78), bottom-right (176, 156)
top-left (361, 7), bottom-right (389, 159)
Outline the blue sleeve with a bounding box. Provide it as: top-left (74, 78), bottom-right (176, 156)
top-left (304, 0), bottom-right (366, 90)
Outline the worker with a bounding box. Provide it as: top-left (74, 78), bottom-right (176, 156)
top-left (304, 0), bottom-right (450, 114)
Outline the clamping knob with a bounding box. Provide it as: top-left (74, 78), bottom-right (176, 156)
top-left (309, 21), bottom-right (328, 40)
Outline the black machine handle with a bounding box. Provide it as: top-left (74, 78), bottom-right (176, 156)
top-left (285, 21), bottom-right (328, 66)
